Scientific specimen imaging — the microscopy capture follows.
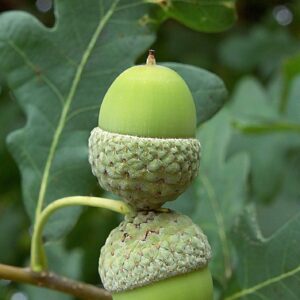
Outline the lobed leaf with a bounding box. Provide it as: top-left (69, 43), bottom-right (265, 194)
top-left (192, 110), bottom-right (250, 286)
top-left (225, 206), bottom-right (300, 300)
top-left (219, 27), bottom-right (300, 77)
top-left (148, 0), bottom-right (237, 32)
top-left (0, 0), bottom-right (156, 241)
top-left (228, 77), bottom-right (300, 203)
top-left (0, 0), bottom-right (230, 243)
top-left (0, 79), bottom-right (24, 193)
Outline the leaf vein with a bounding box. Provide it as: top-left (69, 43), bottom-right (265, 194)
top-left (34, 0), bottom-right (120, 220)
top-left (225, 264), bottom-right (300, 300)
top-left (200, 175), bottom-right (232, 279)
top-left (66, 105), bottom-right (99, 123)
top-left (8, 41), bottom-right (65, 106)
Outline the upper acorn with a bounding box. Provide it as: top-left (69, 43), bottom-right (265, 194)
top-left (99, 50), bottom-right (196, 138)
top-left (89, 51), bottom-right (201, 210)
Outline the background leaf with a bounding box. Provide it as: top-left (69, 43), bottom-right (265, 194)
top-left (226, 76), bottom-right (300, 239)
top-left (66, 208), bottom-right (120, 285)
top-left (163, 62), bottom-right (228, 125)
top-left (0, 78), bottom-right (23, 195)
top-left (0, 0), bottom-right (157, 241)
top-left (228, 77), bottom-right (300, 203)
top-left (225, 206), bottom-right (300, 300)
top-left (281, 53), bottom-right (300, 112)
top-left (149, 0), bottom-right (237, 32)
top-left (192, 110), bottom-right (250, 287)
top-left (219, 26), bottom-right (300, 78)
top-left (0, 0), bottom-right (230, 243)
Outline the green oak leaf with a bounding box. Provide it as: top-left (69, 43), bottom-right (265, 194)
top-left (0, 201), bottom-right (28, 265)
top-left (281, 53), bottom-right (300, 112)
top-left (0, 79), bottom-right (23, 194)
top-left (257, 190), bottom-right (300, 238)
top-left (164, 62), bottom-right (227, 125)
top-left (0, 0), bottom-right (156, 241)
top-left (192, 110), bottom-right (250, 287)
top-left (228, 77), bottom-right (300, 203)
top-left (148, 0), bottom-right (236, 32)
top-left (219, 26), bottom-right (300, 77)
top-left (0, 0), bottom-right (229, 243)
top-left (166, 186), bottom-right (198, 216)
top-left (234, 76), bottom-right (300, 237)
top-left (284, 76), bottom-right (300, 124)
top-left (225, 206), bottom-right (300, 300)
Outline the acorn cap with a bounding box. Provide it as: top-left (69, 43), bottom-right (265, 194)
top-left (99, 210), bottom-right (211, 293)
top-left (89, 127), bottom-right (201, 210)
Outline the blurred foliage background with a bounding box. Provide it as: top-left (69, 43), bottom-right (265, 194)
top-left (0, 0), bottom-right (299, 300)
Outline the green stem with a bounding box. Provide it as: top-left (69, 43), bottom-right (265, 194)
top-left (31, 196), bottom-right (132, 272)
top-left (232, 121), bottom-right (300, 134)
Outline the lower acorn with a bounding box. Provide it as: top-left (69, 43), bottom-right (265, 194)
top-left (89, 51), bottom-right (213, 299)
top-left (99, 210), bottom-right (213, 300)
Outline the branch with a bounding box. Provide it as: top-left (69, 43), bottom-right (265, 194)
top-left (0, 263), bottom-right (112, 300)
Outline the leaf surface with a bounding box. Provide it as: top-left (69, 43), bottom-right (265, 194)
top-left (0, 0), bottom-right (156, 240)
top-left (149, 0), bottom-right (236, 32)
top-left (219, 27), bottom-right (300, 77)
top-left (164, 62), bottom-right (227, 125)
top-left (228, 77), bottom-right (300, 202)
top-left (0, 0), bottom-right (229, 242)
top-left (193, 110), bottom-right (250, 286)
top-left (225, 206), bottom-right (300, 300)
top-left (0, 78), bottom-right (24, 192)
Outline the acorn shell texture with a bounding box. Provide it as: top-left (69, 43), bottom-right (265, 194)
top-left (98, 64), bottom-right (197, 139)
top-left (99, 210), bottom-right (211, 293)
top-left (88, 127), bottom-right (201, 210)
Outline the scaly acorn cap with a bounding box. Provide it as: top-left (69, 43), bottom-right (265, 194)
top-left (88, 127), bottom-right (200, 210)
top-left (99, 210), bottom-right (212, 293)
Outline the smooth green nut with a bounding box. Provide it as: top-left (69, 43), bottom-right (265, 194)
top-left (99, 63), bottom-right (197, 138)
top-left (99, 210), bottom-right (212, 296)
top-left (89, 128), bottom-right (200, 210)
top-left (89, 54), bottom-right (201, 209)
top-left (113, 268), bottom-right (213, 300)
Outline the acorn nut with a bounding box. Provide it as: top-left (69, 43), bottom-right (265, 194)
top-left (88, 50), bottom-right (201, 210)
top-left (99, 210), bottom-right (213, 300)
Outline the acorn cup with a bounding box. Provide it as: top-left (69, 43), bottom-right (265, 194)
top-left (88, 50), bottom-right (213, 300)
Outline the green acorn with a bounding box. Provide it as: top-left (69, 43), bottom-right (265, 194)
top-left (88, 50), bottom-right (201, 210)
top-left (99, 210), bottom-right (213, 300)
